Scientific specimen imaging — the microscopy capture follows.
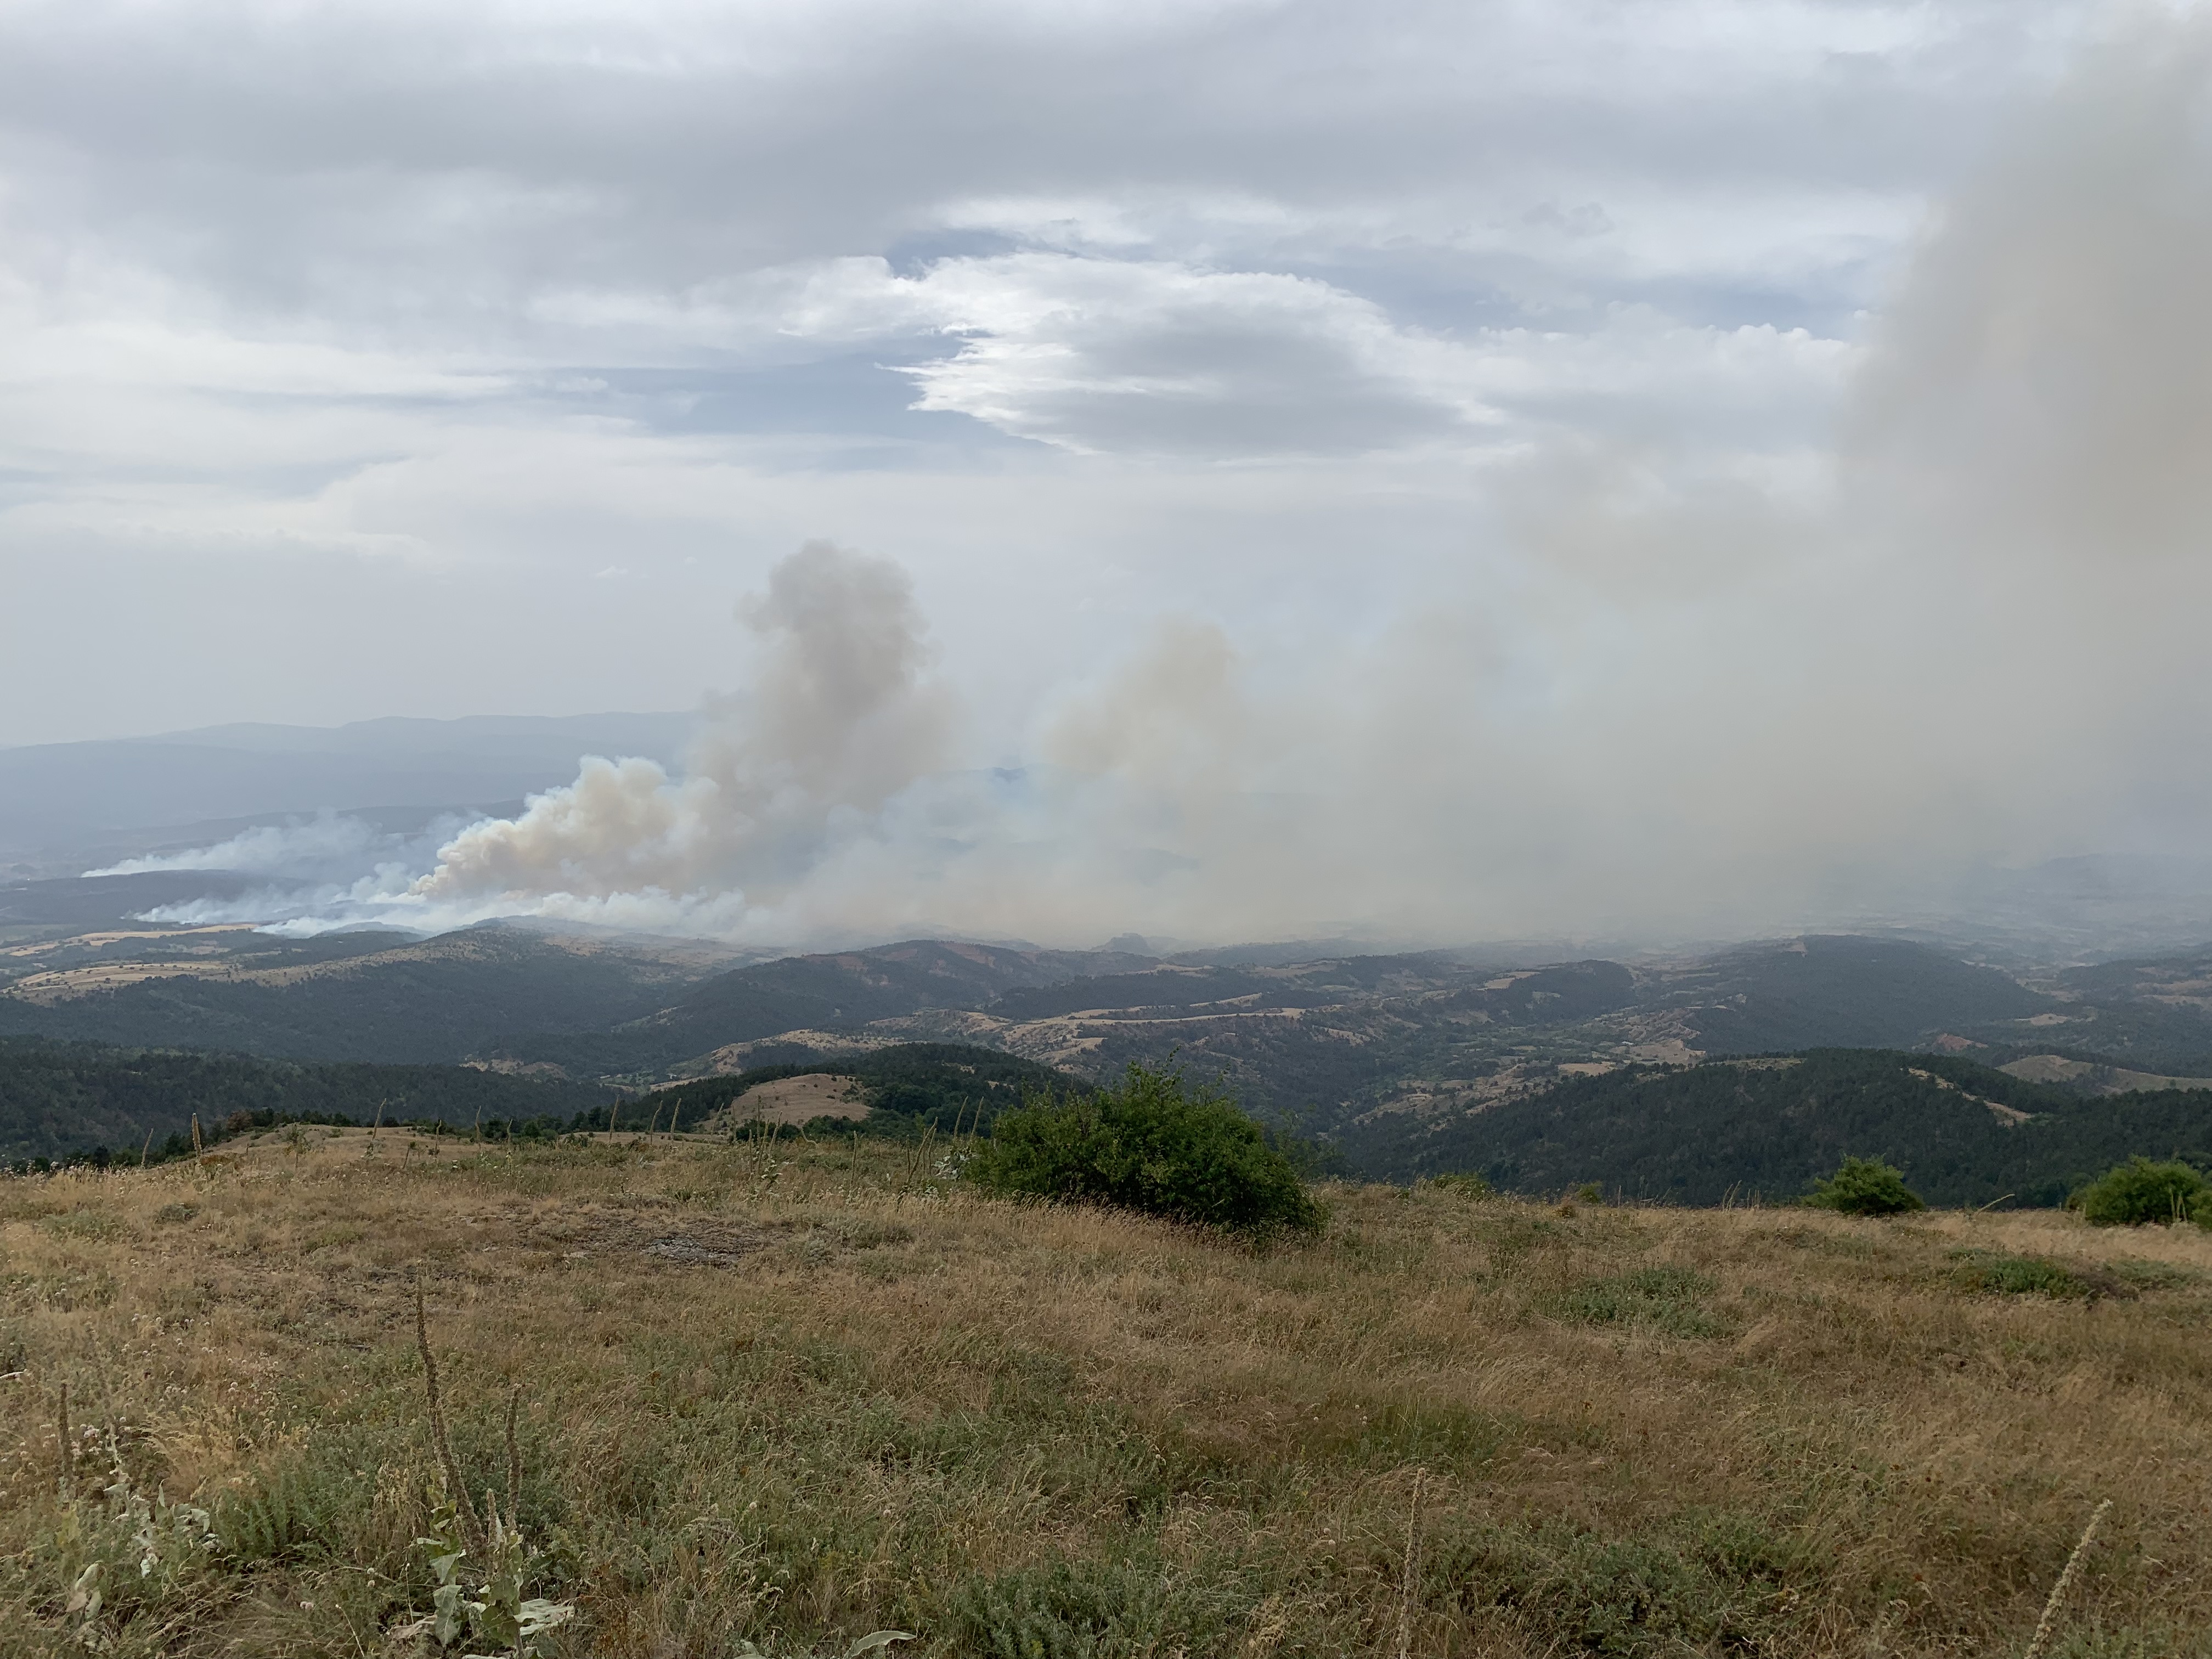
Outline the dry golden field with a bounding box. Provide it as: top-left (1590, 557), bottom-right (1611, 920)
top-left (3, 1127), bottom-right (2208, 1657)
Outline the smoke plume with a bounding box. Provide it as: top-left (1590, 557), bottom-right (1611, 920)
top-left (410, 540), bottom-right (951, 917)
top-left (176, 13), bottom-right (2212, 950)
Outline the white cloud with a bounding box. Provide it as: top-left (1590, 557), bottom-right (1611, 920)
top-left (884, 255), bottom-right (1485, 457)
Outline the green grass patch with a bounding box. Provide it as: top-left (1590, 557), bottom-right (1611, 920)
top-left (946, 1550), bottom-right (1265, 1659)
top-left (1945, 1249), bottom-right (2124, 1300)
top-left (1544, 1267), bottom-right (1724, 1338)
top-left (1437, 1511), bottom-right (1825, 1657)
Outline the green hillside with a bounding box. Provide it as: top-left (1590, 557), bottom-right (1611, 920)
top-left (10, 923), bottom-right (2212, 1159)
top-left (1378, 1048), bottom-right (2212, 1207)
top-left (0, 1036), bottom-right (616, 1163)
top-left (488, 940), bottom-right (1154, 1077)
top-left (634, 1043), bottom-right (1081, 1136)
top-left (0, 925), bottom-right (710, 1064)
top-left (1677, 936), bottom-right (2053, 1052)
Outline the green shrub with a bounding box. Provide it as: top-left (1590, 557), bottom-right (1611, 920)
top-left (1802, 1156), bottom-right (1925, 1216)
top-left (2072, 1156), bottom-right (2207, 1227)
top-left (966, 1064), bottom-right (1324, 1240)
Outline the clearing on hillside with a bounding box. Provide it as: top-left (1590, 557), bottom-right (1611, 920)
top-left (713, 1071), bottom-right (871, 1126)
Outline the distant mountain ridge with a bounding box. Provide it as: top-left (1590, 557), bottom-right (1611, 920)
top-left (7, 910), bottom-right (2212, 1178)
top-left (0, 1035), bottom-right (614, 1163)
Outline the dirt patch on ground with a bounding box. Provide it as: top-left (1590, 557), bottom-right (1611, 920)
top-left (531, 1207), bottom-right (776, 1268)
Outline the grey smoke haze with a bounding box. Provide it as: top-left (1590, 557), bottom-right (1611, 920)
top-left (387, 10), bottom-right (2212, 947)
top-left (4, 2), bottom-right (2208, 946)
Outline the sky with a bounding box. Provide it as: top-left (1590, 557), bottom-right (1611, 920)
top-left (4, 1), bottom-right (2210, 946)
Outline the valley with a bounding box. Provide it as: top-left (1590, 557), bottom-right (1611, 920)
top-left (8, 867), bottom-right (2212, 1185)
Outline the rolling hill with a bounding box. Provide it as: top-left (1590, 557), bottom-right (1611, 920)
top-left (1669, 935), bottom-right (2055, 1052)
top-left (0, 1035), bottom-right (616, 1163)
top-left (8, 905), bottom-right (2212, 1184)
top-left (631, 1042), bottom-right (1082, 1137)
top-left (1375, 1048), bottom-right (2212, 1207)
top-left (0, 923), bottom-right (732, 1065)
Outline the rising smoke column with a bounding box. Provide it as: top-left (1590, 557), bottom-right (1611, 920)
top-left (403, 14), bottom-right (2212, 950)
top-left (411, 540), bottom-right (950, 913)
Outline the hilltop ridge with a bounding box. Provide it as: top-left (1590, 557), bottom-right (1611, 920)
top-left (7, 901), bottom-right (2212, 1180)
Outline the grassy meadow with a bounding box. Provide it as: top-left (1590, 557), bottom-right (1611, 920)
top-left (3, 1126), bottom-right (2209, 1657)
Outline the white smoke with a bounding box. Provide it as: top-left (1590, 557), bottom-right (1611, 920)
top-left (405, 539), bottom-right (951, 922)
top-left (139, 13), bottom-right (2212, 950)
top-left (87, 810), bottom-right (490, 935)
top-left (88, 811), bottom-right (433, 882)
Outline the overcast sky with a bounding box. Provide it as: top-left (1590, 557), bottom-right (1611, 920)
top-left (1, 0), bottom-right (2086, 746)
top-left (4, 1), bottom-right (2207, 944)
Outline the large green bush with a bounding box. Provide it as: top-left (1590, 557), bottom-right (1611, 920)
top-left (966, 1064), bottom-right (1325, 1240)
top-left (2072, 1156), bottom-right (2208, 1227)
top-left (1801, 1156), bottom-right (1925, 1216)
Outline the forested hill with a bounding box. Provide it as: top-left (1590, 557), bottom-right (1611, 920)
top-left (1375, 1049), bottom-right (2212, 1209)
top-left (0, 1036), bottom-right (615, 1163)
top-left (636, 1043), bottom-right (1080, 1136)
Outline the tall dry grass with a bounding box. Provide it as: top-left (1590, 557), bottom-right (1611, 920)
top-left (1, 1124), bottom-right (2208, 1656)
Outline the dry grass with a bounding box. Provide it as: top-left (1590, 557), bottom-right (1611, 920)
top-left (708, 1075), bottom-right (874, 1128)
top-left (3, 1127), bottom-right (2209, 1657)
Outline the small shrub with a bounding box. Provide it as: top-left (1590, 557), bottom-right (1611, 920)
top-left (2071, 1157), bottom-right (2207, 1227)
top-left (966, 1065), bottom-right (1324, 1240)
top-left (1802, 1156), bottom-right (1924, 1216)
top-left (390, 1502), bottom-right (575, 1657)
top-left (24, 1439), bottom-right (221, 1650)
